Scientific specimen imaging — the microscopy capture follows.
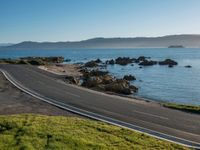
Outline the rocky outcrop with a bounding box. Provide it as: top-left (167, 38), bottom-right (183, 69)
top-left (80, 68), bottom-right (138, 95)
top-left (139, 60), bottom-right (157, 66)
top-left (27, 60), bottom-right (45, 65)
top-left (82, 76), bottom-right (102, 88)
top-left (105, 79), bottom-right (138, 95)
top-left (106, 59), bottom-right (115, 65)
top-left (84, 60), bottom-right (98, 67)
top-left (81, 69), bottom-right (108, 77)
top-left (101, 75), bottom-right (114, 84)
top-left (65, 76), bottom-right (79, 85)
top-left (94, 58), bottom-right (102, 63)
top-left (123, 75), bottom-right (136, 81)
top-left (159, 59), bottom-right (178, 66)
top-left (115, 57), bottom-right (134, 65)
top-left (0, 57), bottom-right (65, 65)
top-left (185, 65), bottom-right (192, 68)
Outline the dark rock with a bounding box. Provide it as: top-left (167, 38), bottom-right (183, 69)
top-left (106, 59), bottom-right (115, 65)
top-left (84, 60), bottom-right (98, 67)
top-left (65, 59), bottom-right (71, 62)
top-left (105, 79), bottom-right (138, 95)
top-left (16, 60), bottom-right (28, 65)
top-left (81, 76), bottom-right (102, 88)
top-left (137, 56), bottom-right (148, 62)
top-left (0, 56), bottom-right (65, 65)
top-left (94, 58), bottom-right (102, 63)
top-left (65, 76), bottom-right (79, 85)
top-left (129, 85), bottom-right (138, 93)
top-left (139, 60), bottom-right (157, 66)
top-left (101, 75), bottom-right (114, 84)
top-left (89, 70), bottom-right (108, 76)
top-left (123, 75), bottom-right (136, 81)
top-left (185, 65), bottom-right (192, 68)
top-left (115, 57), bottom-right (134, 65)
top-left (27, 60), bottom-right (44, 65)
top-left (159, 59), bottom-right (178, 66)
top-left (81, 69), bottom-right (108, 77)
top-left (168, 65), bottom-right (173, 68)
top-left (134, 56), bottom-right (151, 63)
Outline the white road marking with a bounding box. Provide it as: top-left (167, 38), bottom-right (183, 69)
top-left (132, 110), bottom-right (169, 120)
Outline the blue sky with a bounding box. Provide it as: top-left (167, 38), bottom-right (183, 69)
top-left (0, 0), bottom-right (200, 43)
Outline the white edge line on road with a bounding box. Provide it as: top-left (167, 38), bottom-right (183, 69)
top-left (132, 110), bottom-right (169, 120)
top-left (0, 69), bottom-right (199, 149)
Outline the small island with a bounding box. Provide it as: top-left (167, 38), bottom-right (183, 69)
top-left (168, 45), bottom-right (185, 48)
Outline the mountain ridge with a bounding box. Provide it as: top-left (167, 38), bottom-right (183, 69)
top-left (2, 34), bottom-right (200, 49)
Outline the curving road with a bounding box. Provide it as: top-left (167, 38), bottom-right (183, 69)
top-left (0, 64), bottom-right (200, 149)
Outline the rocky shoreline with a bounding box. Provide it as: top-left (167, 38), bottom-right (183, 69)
top-left (64, 56), bottom-right (180, 95)
top-left (0, 56), bottom-right (192, 96)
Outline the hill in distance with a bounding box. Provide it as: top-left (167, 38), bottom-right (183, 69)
top-left (2, 34), bottom-right (200, 49)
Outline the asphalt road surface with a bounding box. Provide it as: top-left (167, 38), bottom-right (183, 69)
top-left (0, 64), bottom-right (200, 148)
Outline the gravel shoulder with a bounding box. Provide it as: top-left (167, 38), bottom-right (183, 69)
top-left (0, 72), bottom-right (77, 116)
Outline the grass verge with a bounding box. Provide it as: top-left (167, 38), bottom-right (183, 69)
top-left (0, 114), bottom-right (190, 150)
top-left (162, 103), bottom-right (200, 114)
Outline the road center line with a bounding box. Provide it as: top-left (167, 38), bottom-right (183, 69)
top-left (132, 110), bottom-right (169, 120)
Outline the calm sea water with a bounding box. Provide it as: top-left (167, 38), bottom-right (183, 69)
top-left (0, 48), bottom-right (200, 105)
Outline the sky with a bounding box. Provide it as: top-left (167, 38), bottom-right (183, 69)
top-left (0, 0), bottom-right (200, 43)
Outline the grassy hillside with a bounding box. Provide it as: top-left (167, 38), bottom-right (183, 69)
top-left (0, 114), bottom-right (189, 150)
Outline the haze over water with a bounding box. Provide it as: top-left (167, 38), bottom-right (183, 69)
top-left (1, 48), bottom-right (200, 105)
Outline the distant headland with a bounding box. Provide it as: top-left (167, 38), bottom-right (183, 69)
top-left (1, 34), bottom-right (200, 49)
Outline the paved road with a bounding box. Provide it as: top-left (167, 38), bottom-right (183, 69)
top-left (1, 64), bottom-right (200, 148)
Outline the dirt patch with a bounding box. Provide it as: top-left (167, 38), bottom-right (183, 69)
top-left (0, 73), bottom-right (78, 116)
top-left (38, 64), bottom-right (82, 77)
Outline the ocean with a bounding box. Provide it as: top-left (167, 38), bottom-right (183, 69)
top-left (1, 48), bottom-right (200, 105)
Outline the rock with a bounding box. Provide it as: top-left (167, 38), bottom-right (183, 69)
top-left (168, 64), bottom-right (173, 68)
top-left (65, 76), bottom-right (79, 85)
top-left (90, 70), bottom-right (108, 76)
top-left (105, 79), bottom-right (137, 95)
top-left (129, 85), bottom-right (138, 93)
top-left (106, 59), bottom-right (115, 65)
top-left (134, 56), bottom-right (151, 63)
top-left (137, 56), bottom-right (149, 62)
top-left (0, 57), bottom-right (65, 65)
top-left (123, 75), bottom-right (136, 81)
top-left (139, 60), bottom-right (157, 66)
top-left (82, 69), bottom-right (108, 77)
top-left (27, 60), bottom-right (44, 65)
top-left (101, 75), bottom-right (114, 84)
top-left (65, 59), bottom-right (71, 62)
top-left (115, 57), bottom-right (134, 65)
top-left (185, 65), bottom-right (192, 68)
top-left (94, 58), bottom-right (102, 63)
top-left (81, 76), bottom-right (102, 88)
top-left (159, 59), bottom-right (178, 66)
top-left (16, 60), bottom-right (28, 65)
top-left (84, 60), bottom-right (98, 67)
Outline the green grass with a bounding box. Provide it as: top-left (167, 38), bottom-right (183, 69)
top-left (0, 114), bottom-right (189, 150)
top-left (162, 103), bottom-right (200, 114)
